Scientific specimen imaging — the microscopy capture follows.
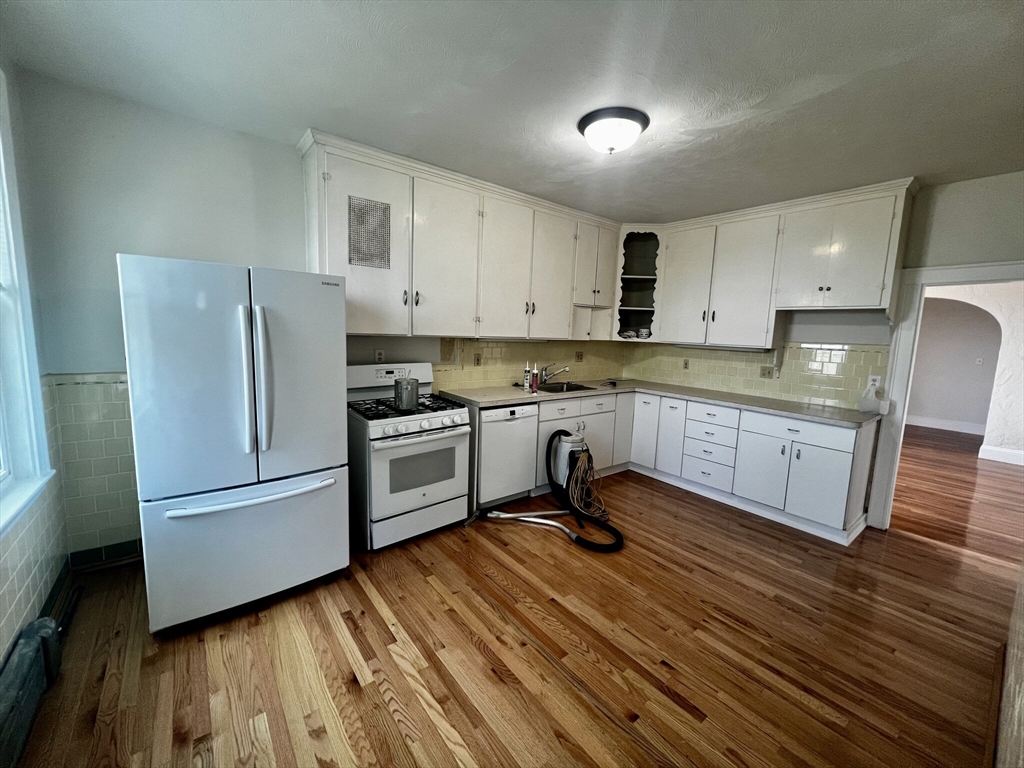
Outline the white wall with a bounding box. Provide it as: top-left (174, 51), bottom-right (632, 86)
top-left (13, 69), bottom-right (306, 374)
top-left (925, 282), bottom-right (1024, 464)
top-left (905, 172), bottom-right (1024, 269)
top-left (906, 298), bottom-right (1001, 435)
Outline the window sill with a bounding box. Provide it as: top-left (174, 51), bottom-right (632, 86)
top-left (0, 469), bottom-right (56, 535)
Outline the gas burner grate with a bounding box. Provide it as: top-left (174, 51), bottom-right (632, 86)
top-left (349, 394), bottom-right (464, 421)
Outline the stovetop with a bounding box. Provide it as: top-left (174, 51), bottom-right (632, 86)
top-left (349, 394), bottom-right (464, 422)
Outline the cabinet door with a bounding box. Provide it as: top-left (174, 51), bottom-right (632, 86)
top-left (324, 154), bottom-right (411, 335)
top-left (537, 415), bottom-right (581, 487)
top-left (572, 222), bottom-right (599, 305)
top-left (775, 206), bottom-right (832, 309)
top-left (571, 306), bottom-right (592, 340)
top-left (529, 212), bottom-right (576, 339)
top-left (654, 398), bottom-right (687, 476)
top-left (478, 197), bottom-right (534, 338)
top-left (706, 215), bottom-right (779, 348)
top-left (590, 308), bottom-right (614, 341)
top-left (613, 393), bottom-right (635, 465)
top-left (785, 443), bottom-right (853, 527)
top-left (581, 412), bottom-right (615, 470)
top-left (412, 178), bottom-right (480, 336)
top-left (732, 430), bottom-right (790, 509)
top-left (825, 196), bottom-right (896, 308)
top-left (658, 226), bottom-right (716, 344)
top-left (630, 394), bottom-right (661, 468)
top-left (595, 227), bottom-right (619, 307)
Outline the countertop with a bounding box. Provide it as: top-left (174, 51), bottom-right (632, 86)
top-left (439, 379), bottom-right (881, 428)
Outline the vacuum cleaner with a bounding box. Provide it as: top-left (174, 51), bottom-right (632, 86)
top-left (485, 429), bottom-right (624, 553)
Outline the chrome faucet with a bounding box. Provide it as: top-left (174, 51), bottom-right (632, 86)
top-left (540, 364), bottom-right (570, 385)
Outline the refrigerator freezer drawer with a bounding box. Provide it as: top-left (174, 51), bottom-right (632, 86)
top-left (140, 468), bottom-right (349, 631)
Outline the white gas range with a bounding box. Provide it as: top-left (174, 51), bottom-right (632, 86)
top-left (347, 363), bottom-right (471, 550)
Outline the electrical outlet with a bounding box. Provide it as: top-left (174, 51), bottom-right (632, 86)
top-left (374, 348), bottom-right (385, 363)
top-left (473, 353), bottom-right (482, 367)
top-left (683, 359), bottom-right (689, 370)
top-left (976, 357), bottom-right (984, 365)
top-left (759, 365), bottom-right (774, 379)
top-left (575, 351), bottom-right (584, 363)
top-left (867, 374), bottom-right (882, 389)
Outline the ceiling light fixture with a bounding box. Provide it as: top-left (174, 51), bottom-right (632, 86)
top-left (577, 107), bottom-right (650, 155)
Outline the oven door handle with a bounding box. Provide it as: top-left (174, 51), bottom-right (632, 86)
top-left (371, 425), bottom-right (471, 451)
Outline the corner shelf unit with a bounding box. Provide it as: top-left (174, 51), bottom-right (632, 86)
top-left (617, 231), bottom-right (659, 340)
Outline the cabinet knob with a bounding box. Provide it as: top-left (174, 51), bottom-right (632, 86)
top-left (826, 286), bottom-right (831, 292)
top-left (781, 444), bottom-right (786, 456)
top-left (403, 290), bottom-right (409, 306)
top-left (796, 448), bottom-right (801, 459)
top-left (818, 286), bottom-right (824, 292)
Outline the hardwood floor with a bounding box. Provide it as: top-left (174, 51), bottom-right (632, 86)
top-left (891, 425), bottom-right (1024, 564)
top-left (23, 467), bottom-right (1022, 767)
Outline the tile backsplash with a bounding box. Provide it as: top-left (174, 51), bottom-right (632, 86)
top-left (51, 373), bottom-right (139, 552)
top-left (434, 339), bottom-right (889, 409)
top-left (0, 378), bottom-right (67, 661)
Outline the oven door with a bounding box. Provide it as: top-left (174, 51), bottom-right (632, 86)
top-left (368, 425), bottom-right (470, 521)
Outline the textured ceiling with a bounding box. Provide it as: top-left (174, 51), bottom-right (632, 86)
top-left (1, 0), bottom-right (1022, 222)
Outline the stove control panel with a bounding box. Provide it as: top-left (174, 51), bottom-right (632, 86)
top-left (374, 367), bottom-right (407, 381)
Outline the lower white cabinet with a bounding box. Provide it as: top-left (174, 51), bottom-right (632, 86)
top-left (654, 398), bottom-right (686, 476)
top-left (680, 455), bottom-right (734, 493)
top-left (785, 443), bottom-right (853, 527)
top-left (732, 430), bottom-right (791, 509)
top-left (630, 395), bottom-right (661, 468)
top-left (613, 393), bottom-right (635, 465)
top-left (581, 412), bottom-right (615, 470)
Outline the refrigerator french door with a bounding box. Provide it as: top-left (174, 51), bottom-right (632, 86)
top-left (118, 253), bottom-right (349, 630)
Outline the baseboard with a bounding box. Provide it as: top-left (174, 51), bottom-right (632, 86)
top-left (69, 537), bottom-right (142, 570)
top-left (979, 445), bottom-right (1024, 466)
top-left (905, 415), bottom-right (986, 435)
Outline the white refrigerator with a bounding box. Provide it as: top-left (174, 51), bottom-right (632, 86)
top-left (117, 254), bottom-right (349, 631)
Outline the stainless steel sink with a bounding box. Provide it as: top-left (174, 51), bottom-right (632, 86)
top-left (537, 382), bottom-right (595, 393)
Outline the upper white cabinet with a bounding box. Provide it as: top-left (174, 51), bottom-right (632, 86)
top-left (529, 212), bottom-right (577, 339)
top-left (574, 224), bottom-right (618, 307)
top-left (321, 154), bottom-right (412, 335)
top-left (412, 178), bottom-right (480, 337)
top-left (658, 226), bottom-right (716, 344)
top-left (706, 215), bottom-right (780, 348)
top-left (478, 197), bottom-right (534, 339)
top-left (775, 195), bottom-right (897, 310)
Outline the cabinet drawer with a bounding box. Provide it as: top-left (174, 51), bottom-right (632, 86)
top-left (580, 395), bottom-right (616, 415)
top-left (739, 411), bottom-right (855, 452)
top-left (683, 438), bottom-right (736, 467)
top-left (684, 419), bottom-right (738, 448)
top-left (686, 403), bottom-right (740, 429)
top-left (681, 455), bottom-right (734, 493)
top-left (540, 398), bottom-right (581, 422)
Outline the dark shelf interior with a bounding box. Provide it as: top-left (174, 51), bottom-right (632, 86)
top-left (618, 231), bottom-right (659, 339)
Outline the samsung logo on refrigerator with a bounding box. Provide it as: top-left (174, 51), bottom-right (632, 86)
top-left (321, 281), bottom-right (340, 287)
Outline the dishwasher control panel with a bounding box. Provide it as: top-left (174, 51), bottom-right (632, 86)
top-left (480, 404), bottom-right (539, 422)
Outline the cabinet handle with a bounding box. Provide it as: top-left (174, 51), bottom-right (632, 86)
top-left (596, 289), bottom-right (601, 294)
top-left (403, 290), bottom-right (409, 306)
top-left (531, 302), bottom-right (536, 314)
top-left (669, 405), bottom-right (678, 410)
top-left (414, 291), bottom-right (420, 306)
top-left (702, 449), bottom-right (712, 455)
top-left (704, 430), bottom-right (714, 436)
top-left (702, 310), bottom-right (706, 322)
top-left (711, 310), bottom-right (716, 322)
top-left (701, 471), bottom-right (711, 476)
top-left (582, 420), bottom-right (586, 431)
top-left (596, 402), bottom-right (604, 409)
top-left (705, 412), bottom-right (716, 418)
top-left (796, 448), bottom-right (801, 460)
top-left (525, 301), bottom-right (530, 314)
top-left (787, 428), bottom-right (800, 434)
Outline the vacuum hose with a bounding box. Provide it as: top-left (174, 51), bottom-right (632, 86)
top-left (545, 430), bottom-right (624, 553)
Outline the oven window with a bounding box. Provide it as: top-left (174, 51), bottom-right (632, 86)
top-left (389, 447), bottom-right (456, 494)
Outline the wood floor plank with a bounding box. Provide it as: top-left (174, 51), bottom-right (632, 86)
top-left (21, 433), bottom-right (1022, 767)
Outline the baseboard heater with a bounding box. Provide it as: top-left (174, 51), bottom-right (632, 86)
top-left (0, 573), bottom-right (80, 768)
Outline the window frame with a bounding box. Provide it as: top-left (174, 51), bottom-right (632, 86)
top-left (0, 68), bottom-right (53, 533)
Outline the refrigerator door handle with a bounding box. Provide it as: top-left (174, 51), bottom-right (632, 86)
top-left (238, 305), bottom-right (256, 454)
top-left (164, 477), bottom-right (336, 519)
top-left (254, 304), bottom-right (272, 452)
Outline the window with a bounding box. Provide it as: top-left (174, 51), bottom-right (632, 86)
top-left (0, 69), bottom-right (52, 532)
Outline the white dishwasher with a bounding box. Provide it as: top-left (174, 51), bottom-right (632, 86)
top-left (478, 404), bottom-right (539, 506)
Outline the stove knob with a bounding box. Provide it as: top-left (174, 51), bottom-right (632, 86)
top-left (441, 416), bottom-right (453, 426)
top-left (452, 414), bottom-right (465, 424)
top-left (396, 423), bottom-right (409, 434)
top-left (383, 425), bottom-right (396, 436)
top-left (420, 420), bottom-right (431, 430)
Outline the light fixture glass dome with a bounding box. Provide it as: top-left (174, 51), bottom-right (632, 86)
top-left (577, 107), bottom-right (650, 154)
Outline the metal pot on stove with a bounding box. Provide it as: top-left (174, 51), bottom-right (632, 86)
top-left (393, 378), bottom-right (419, 411)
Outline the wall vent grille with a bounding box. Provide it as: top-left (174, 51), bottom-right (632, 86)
top-left (348, 196), bottom-right (391, 270)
